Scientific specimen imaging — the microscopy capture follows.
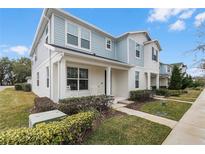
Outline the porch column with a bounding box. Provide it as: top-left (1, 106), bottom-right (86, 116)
top-left (156, 74), bottom-right (159, 89)
top-left (106, 66), bottom-right (111, 95)
top-left (147, 72), bottom-right (151, 90)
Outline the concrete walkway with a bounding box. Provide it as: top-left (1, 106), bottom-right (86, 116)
top-left (163, 89), bottom-right (205, 144)
top-left (112, 104), bottom-right (177, 128)
top-left (154, 96), bottom-right (194, 104)
top-left (0, 86), bottom-right (13, 92)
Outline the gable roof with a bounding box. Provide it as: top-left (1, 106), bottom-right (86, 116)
top-left (30, 8), bottom-right (162, 56)
top-left (144, 40), bottom-right (162, 51)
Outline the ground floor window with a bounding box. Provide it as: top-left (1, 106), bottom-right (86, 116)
top-left (135, 71), bottom-right (139, 88)
top-left (67, 67), bottom-right (88, 90)
top-left (37, 72), bottom-right (39, 86)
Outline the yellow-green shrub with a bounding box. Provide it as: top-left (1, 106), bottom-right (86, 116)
top-left (0, 111), bottom-right (95, 145)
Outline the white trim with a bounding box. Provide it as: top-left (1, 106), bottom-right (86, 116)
top-left (66, 65), bottom-right (89, 91)
top-left (65, 20), bottom-right (91, 52)
top-left (51, 13), bottom-right (55, 44)
top-left (105, 37), bottom-right (112, 51)
top-left (127, 37), bottom-right (129, 63)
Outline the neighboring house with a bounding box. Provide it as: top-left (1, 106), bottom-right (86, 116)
top-left (159, 62), bottom-right (187, 88)
top-left (159, 63), bottom-right (172, 88)
top-left (26, 76), bottom-right (32, 84)
top-left (170, 62), bottom-right (187, 74)
top-left (30, 8), bottom-right (162, 102)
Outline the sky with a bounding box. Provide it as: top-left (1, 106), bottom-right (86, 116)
top-left (0, 8), bottom-right (205, 76)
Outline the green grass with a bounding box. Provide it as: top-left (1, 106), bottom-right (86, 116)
top-left (84, 115), bottom-right (171, 145)
top-left (139, 100), bottom-right (191, 121)
top-left (0, 88), bottom-right (36, 131)
top-left (169, 89), bottom-right (202, 102)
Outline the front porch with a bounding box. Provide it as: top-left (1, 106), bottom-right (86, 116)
top-left (51, 52), bottom-right (131, 102)
top-left (145, 72), bottom-right (159, 90)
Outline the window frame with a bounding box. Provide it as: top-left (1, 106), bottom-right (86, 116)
top-left (65, 21), bottom-right (91, 52)
top-left (105, 38), bottom-right (112, 51)
top-left (152, 47), bottom-right (158, 62)
top-left (135, 43), bottom-right (141, 59)
top-left (46, 66), bottom-right (49, 88)
top-left (37, 72), bottom-right (39, 87)
top-left (67, 67), bottom-right (89, 91)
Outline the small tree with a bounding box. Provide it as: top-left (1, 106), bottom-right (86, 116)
top-left (169, 65), bottom-right (183, 90)
top-left (182, 74), bottom-right (193, 89)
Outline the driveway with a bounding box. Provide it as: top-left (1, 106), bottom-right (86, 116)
top-left (163, 89), bottom-right (205, 144)
top-left (0, 86), bottom-right (13, 92)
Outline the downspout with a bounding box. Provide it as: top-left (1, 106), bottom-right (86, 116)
top-left (58, 52), bottom-right (64, 101)
top-left (43, 13), bottom-right (52, 99)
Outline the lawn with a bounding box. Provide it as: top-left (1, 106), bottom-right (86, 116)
top-left (169, 89), bottom-right (202, 102)
top-left (136, 100), bottom-right (191, 121)
top-left (84, 114), bottom-right (171, 145)
top-left (0, 88), bottom-right (36, 131)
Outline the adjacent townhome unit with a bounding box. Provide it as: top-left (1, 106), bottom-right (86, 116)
top-left (170, 62), bottom-right (187, 74)
top-left (159, 62), bottom-right (172, 88)
top-left (30, 8), bottom-right (162, 103)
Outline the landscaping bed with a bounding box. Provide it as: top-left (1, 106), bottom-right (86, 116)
top-left (126, 100), bottom-right (191, 121)
top-left (84, 109), bottom-right (171, 145)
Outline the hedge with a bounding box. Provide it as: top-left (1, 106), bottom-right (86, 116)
top-left (14, 83), bottom-right (31, 92)
top-left (129, 90), bottom-right (153, 102)
top-left (0, 111), bottom-right (95, 145)
top-left (14, 83), bottom-right (23, 91)
top-left (155, 89), bottom-right (188, 97)
top-left (58, 95), bottom-right (113, 115)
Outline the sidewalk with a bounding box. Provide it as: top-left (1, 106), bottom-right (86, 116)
top-left (112, 104), bottom-right (177, 128)
top-left (163, 89), bottom-right (205, 144)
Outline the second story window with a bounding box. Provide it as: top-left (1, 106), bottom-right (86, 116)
top-left (81, 28), bottom-right (90, 50)
top-left (167, 66), bottom-right (171, 73)
top-left (67, 22), bottom-right (78, 46)
top-left (136, 43), bottom-right (140, 58)
top-left (152, 47), bottom-right (158, 62)
top-left (106, 38), bottom-right (112, 50)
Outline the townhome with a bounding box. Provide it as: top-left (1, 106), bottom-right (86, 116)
top-left (30, 8), bottom-right (162, 102)
top-left (159, 63), bottom-right (172, 88)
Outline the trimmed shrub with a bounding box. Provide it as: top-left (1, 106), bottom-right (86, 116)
top-left (129, 90), bottom-right (153, 102)
top-left (168, 90), bottom-right (180, 97)
top-left (0, 111), bottom-right (95, 145)
top-left (58, 95), bottom-right (113, 115)
top-left (31, 97), bottom-right (57, 113)
top-left (14, 83), bottom-right (23, 91)
top-left (155, 89), bottom-right (170, 97)
top-left (22, 83), bottom-right (31, 92)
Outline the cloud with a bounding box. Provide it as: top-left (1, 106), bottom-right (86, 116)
top-left (187, 67), bottom-right (205, 77)
top-left (194, 12), bottom-right (205, 27)
top-left (0, 45), bottom-right (29, 56)
top-left (147, 8), bottom-right (189, 22)
top-left (179, 9), bottom-right (196, 19)
top-left (9, 46), bottom-right (29, 55)
top-left (169, 20), bottom-right (186, 31)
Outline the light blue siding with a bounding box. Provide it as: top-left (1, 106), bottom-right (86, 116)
top-left (91, 31), bottom-right (116, 60)
top-left (116, 38), bottom-right (127, 63)
top-left (54, 15), bottom-right (65, 46)
top-left (53, 15), bottom-right (117, 61)
top-left (129, 39), bottom-right (144, 67)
